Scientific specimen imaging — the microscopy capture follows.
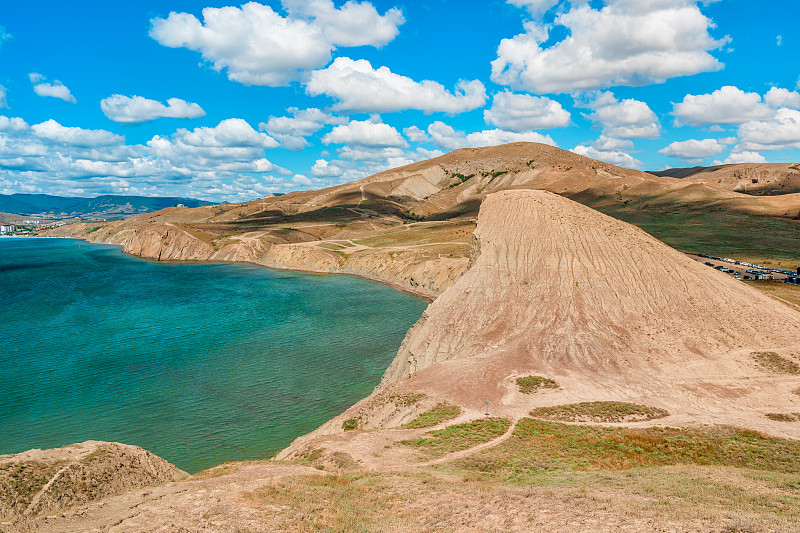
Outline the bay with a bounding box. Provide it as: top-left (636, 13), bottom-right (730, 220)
top-left (0, 238), bottom-right (427, 472)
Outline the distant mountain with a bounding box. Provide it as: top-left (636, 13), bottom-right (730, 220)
top-left (0, 194), bottom-right (218, 219)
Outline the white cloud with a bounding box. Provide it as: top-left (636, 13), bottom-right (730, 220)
top-left (101, 95), bottom-right (206, 123)
top-left (715, 151), bottom-right (767, 165)
top-left (306, 57), bottom-right (486, 113)
top-left (427, 121), bottom-right (556, 151)
top-left (0, 85), bottom-right (7, 109)
top-left (580, 92), bottom-right (660, 139)
top-left (492, 0), bottom-right (728, 93)
top-left (593, 135), bottom-right (634, 151)
top-left (260, 107), bottom-right (346, 150)
top-left (571, 143), bottom-right (642, 169)
top-left (29, 73), bottom-right (76, 103)
top-left (483, 90), bottom-right (570, 131)
top-left (658, 138), bottom-right (725, 162)
top-left (0, 116), bottom-right (290, 202)
top-left (506, 0), bottom-right (560, 16)
top-left (764, 87), bottom-right (800, 109)
top-left (673, 86), bottom-right (772, 126)
top-left (777, 35), bottom-right (783, 46)
top-left (322, 118), bottom-right (407, 148)
top-left (403, 126), bottom-right (429, 143)
top-left (736, 108), bottom-right (800, 151)
top-left (149, 1), bottom-right (404, 86)
top-left (31, 120), bottom-right (123, 146)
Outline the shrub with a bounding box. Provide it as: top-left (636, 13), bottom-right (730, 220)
top-left (516, 376), bottom-right (559, 394)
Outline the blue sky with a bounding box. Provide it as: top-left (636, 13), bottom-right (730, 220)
top-left (0, 0), bottom-right (798, 202)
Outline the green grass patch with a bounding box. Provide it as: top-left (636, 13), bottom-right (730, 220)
top-left (401, 403), bottom-right (461, 429)
top-left (452, 418), bottom-right (800, 476)
top-left (591, 203), bottom-right (800, 264)
top-left (516, 376), bottom-right (559, 394)
top-left (529, 401), bottom-right (669, 423)
top-left (342, 418), bottom-right (360, 431)
top-left (401, 418), bottom-right (511, 458)
top-left (753, 352), bottom-right (800, 375)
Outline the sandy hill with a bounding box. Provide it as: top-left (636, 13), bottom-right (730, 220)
top-left (651, 162), bottom-right (800, 196)
top-left (283, 190), bottom-right (800, 456)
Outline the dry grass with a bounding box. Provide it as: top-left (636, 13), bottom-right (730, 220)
top-left (529, 401), bottom-right (669, 423)
top-left (239, 465), bottom-right (800, 532)
top-left (752, 351), bottom-right (800, 375)
top-left (516, 375), bottom-right (559, 394)
top-left (401, 418), bottom-right (511, 458)
top-left (765, 413), bottom-right (800, 422)
top-left (451, 419), bottom-right (800, 476)
top-left (747, 281), bottom-right (800, 311)
top-left (401, 402), bottom-right (461, 429)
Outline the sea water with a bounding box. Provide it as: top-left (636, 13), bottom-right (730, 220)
top-left (0, 238), bottom-right (427, 472)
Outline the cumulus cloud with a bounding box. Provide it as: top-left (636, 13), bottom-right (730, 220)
top-left (483, 90), bottom-right (570, 131)
top-left (29, 73), bottom-right (76, 103)
top-left (403, 126), bottom-right (429, 143)
top-left (260, 107), bottom-right (346, 150)
top-left (658, 138), bottom-right (726, 162)
top-left (149, 1), bottom-right (404, 86)
top-left (31, 119), bottom-right (123, 146)
top-left (736, 108), bottom-right (800, 151)
top-left (322, 118), bottom-right (407, 148)
top-left (715, 151), bottom-right (767, 165)
top-left (571, 143), bottom-right (642, 169)
top-left (100, 95), bottom-right (206, 124)
top-left (0, 116), bottom-right (289, 202)
top-left (673, 86), bottom-right (773, 126)
top-left (764, 87), bottom-right (800, 109)
top-left (427, 121), bottom-right (556, 151)
top-left (592, 135), bottom-right (634, 151)
top-left (492, 0), bottom-right (728, 93)
top-left (579, 91), bottom-right (660, 139)
top-left (506, 0), bottom-right (560, 16)
top-left (306, 57), bottom-right (486, 113)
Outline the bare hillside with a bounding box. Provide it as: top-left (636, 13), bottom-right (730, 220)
top-left (285, 190), bottom-right (800, 452)
top-left (651, 162), bottom-right (800, 196)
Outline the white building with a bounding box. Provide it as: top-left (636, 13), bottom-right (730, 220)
top-left (0, 225), bottom-right (15, 234)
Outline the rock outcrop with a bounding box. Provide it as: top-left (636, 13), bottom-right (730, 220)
top-left (0, 441), bottom-right (185, 528)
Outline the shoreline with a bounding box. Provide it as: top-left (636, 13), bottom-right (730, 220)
top-left (29, 233), bottom-right (438, 303)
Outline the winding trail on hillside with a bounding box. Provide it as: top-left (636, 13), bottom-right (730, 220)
top-left (418, 419), bottom-right (518, 467)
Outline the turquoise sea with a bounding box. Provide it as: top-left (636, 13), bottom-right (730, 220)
top-left (0, 238), bottom-right (427, 473)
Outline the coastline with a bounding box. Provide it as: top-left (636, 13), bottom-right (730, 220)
top-left (29, 233), bottom-right (439, 302)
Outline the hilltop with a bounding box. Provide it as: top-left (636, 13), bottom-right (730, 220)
top-left (651, 162), bottom-right (800, 195)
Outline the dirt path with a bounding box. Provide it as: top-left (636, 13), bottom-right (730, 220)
top-left (418, 419), bottom-right (518, 467)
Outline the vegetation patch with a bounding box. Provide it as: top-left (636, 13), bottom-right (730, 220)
top-left (765, 413), bottom-right (800, 422)
top-left (452, 418), bottom-right (800, 476)
top-left (752, 351), bottom-right (800, 375)
top-left (401, 403), bottom-right (461, 429)
top-left (401, 418), bottom-right (511, 458)
top-left (529, 401), bottom-right (669, 423)
top-left (516, 376), bottom-right (559, 394)
top-left (293, 447), bottom-right (325, 466)
top-left (342, 418), bottom-right (360, 431)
